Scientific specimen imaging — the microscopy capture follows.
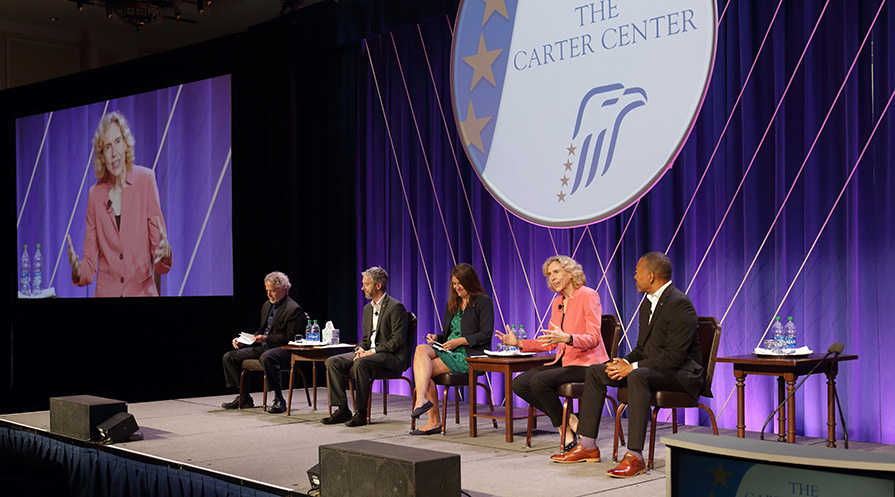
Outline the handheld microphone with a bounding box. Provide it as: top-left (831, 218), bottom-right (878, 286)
top-left (759, 343), bottom-right (844, 441)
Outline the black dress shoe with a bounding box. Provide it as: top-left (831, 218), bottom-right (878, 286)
top-left (222, 395), bottom-right (253, 409)
top-left (268, 398), bottom-right (286, 414)
top-left (345, 412), bottom-right (368, 427)
top-left (321, 408), bottom-right (352, 425)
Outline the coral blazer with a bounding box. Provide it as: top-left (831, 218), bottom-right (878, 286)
top-left (519, 285), bottom-right (608, 367)
top-left (74, 166), bottom-right (172, 297)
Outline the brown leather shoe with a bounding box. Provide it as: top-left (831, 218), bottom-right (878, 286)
top-left (550, 443), bottom-right (601, 463)
top-left (607, 453), bottom-right (647, 478)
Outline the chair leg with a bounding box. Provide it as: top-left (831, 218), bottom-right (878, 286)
top-left (239, 370), bottom-right (248, 409)
top-left (648, 406), bottom-right (660, 470)
top-left (400, 377), bottom-right (415, 431)
top-left (559, 398), bottom-right (571, 453)
top-left (613, 403), bottom-right (626, 461)
top-left (454, 387), bottom-right (460, 424)
top-left (672, 408), bottom-right (678, 434)
top-left (262, 375), bottom-right (268, 411)
top-left (699, 404), bottom-right (720, 435)
top-left (382, 380), bottom-right (388, 415)
top-left (348, 378), bottom-right (356, 411)
top-left (441, 386), bottom-right (450, 435)
top-left (525, 405), bottom-right (535, 447)
top-left (606, 396), bottom-right (626, 447)
top-left (367, 380), bottom-right (374, 424)
top-left (479, 383), bottom-right (498, 429)
top-left (287, 363), bottom-right (295, 416)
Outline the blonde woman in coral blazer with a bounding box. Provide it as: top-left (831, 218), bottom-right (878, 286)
top-left (496, 255), bottom-right (607, 452)
top-left (67, 111), bottom-right (172, 297)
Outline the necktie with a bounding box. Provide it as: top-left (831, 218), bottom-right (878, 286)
top-left (641, 299), bottom-right (652, 324)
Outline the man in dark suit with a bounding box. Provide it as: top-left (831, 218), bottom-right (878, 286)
top-left (221, 271), bottom-right (306, 414)
top-left (551, 252), bottom-right (704, 478)
top-left (322, 266), bottom-right (408, 427)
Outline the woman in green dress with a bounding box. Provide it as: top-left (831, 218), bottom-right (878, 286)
top-left (409, 263), bottom-right (494, 434)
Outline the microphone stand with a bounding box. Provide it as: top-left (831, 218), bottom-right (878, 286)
top-left (759, 344), bottom-right (842, 442)
top-left (830, 348), bottom-right (849, 449)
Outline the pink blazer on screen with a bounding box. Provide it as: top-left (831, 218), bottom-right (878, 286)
top-left (519, 285), bottom-right (608, 367)
top-left (74, 166), bottom-right (172, 297)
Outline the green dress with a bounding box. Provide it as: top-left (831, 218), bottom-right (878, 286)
top-left (435, 311), bottom-right (469, 374)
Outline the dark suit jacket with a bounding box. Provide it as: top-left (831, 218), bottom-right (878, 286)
top-left (255, 296), bottom-right (306, 348)
top-left (437, 294), bottom-right (494, 356)
top-left (359, 294), bottom-right (409, 368)
top-left (624, 283), bottom-right (706, 399)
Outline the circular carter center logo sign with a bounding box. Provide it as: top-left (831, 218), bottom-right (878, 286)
top-left (451, 0), bottom-right (717, 227)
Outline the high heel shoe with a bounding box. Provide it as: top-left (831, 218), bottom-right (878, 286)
top-left (562, 431), bottom-right (579, 453)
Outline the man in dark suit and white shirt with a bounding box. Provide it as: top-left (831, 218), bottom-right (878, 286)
top-left (322, 266), bottom-right (408, 427)
top-left (221, 271), bottom-right (307, 414)
top-left (550, 252), bottom-right (705, 478)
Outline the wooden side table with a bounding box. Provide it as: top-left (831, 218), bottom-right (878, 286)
top-left (466, 354), bottom-right (552, 443)
top-left (283, 343), bottom-right (355, 415)
top-left (715, 353), bottom-right (857, 447)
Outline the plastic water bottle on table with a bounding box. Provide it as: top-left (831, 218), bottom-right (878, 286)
top-left (784, 317), bottom-right (797, 350)
top-left (20, 244), bottom-right (31, 297)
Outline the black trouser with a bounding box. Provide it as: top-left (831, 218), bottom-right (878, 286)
top-left (512, 362), bottom-right (586, 428)
top-left (577, 363), bottom-right (687, 452)
top-left (222, 345), bottom-right (291, 398)
top-left (325, 351), bottom-right (403, 412)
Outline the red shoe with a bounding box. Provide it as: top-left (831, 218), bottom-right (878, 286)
top-left (607, 453), bottom-right (647, 478)
top-left (550, 443), bottom-right (601, 463)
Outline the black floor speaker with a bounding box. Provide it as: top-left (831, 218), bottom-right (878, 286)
top-left (96, 412), bottom-right (139, 443)
top-left (49, 395), bottom-right (127, 442)
top-left (319, 440), bottom-right (460, 497)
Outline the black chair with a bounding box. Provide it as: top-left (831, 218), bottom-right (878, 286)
top-left (525, 314), bottom-right (625, 450)
top-left (611, 316), bottom-right (721, 468)
top-left (239, 358), bottom-right (310, 411)
top-left (432, 371), bottom-right (498, 435)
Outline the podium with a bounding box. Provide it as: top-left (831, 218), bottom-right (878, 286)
top-left (663, 433), bottom-right (894, 496)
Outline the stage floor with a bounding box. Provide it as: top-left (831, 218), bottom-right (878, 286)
top-left (3, 393), bottom-right (891, 497)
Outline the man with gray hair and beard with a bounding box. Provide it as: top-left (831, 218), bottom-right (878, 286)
top-left (221, 271), bottom-right (307, 414)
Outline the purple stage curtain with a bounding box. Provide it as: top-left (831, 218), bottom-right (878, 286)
top-left (353, 1), bottom-right (893, 444)
top-left (15, 76), bottom-right (233, 297)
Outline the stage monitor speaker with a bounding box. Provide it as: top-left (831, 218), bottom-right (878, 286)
top-left (319, 440), bottom-right (460, 497)
top-left (49, 395), bottom-right (127, 442)
top-left (96, 412), bottom-right (139, 444)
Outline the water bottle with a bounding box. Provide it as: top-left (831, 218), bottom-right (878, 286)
top-left (305, 320), bottom-right (312, 342)
top-left (20, 244), bottom-right (31, 297)
top-left (310, 320), bottom-right (321, 342)
top-left (32, 243), bottom-right (42, 296)
top-left (784, 317), bottom-right (797, 350)
top-left (516, 325), bottom-right (527, 346)
top-left (771, 317), bottom-right (784, 350)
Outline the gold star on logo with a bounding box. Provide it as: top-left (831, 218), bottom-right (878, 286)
top-left (462, 34), bottom-right (503, 90)
top-left (560, 176), bottom-right (569, 187)
top-left (460, 101), bottom-right (492, 154)
top-left (567, 143), bottom-right (576, 155)
top-left (557, 191), bottom-right (566, 203)
top-left (563, 159), bottom-right (573, 171)
top-left (709, 463), bottom-right (733, 488)
top-left (482, 0), bottom-right (509, 26)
